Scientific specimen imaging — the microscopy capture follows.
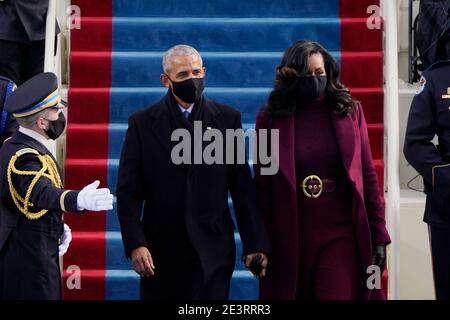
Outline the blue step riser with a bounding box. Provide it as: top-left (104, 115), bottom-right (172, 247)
top-left (106, 232), bottom-right (246, 271)
top-left (105, 270), bottom-right (258, 300)
top-left (112, 0), bottom-right (339, 18)
top-left (109, 88), bottom-right (271, 124)
top-left (110, 53), bottom-right (341, 87)
top-left (112, 18), bottom-right (340, 52)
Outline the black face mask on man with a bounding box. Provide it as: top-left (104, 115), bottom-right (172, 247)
top-left (297, 75), bottom-right (327, 104)
top-left (167, 75), bottom-right (205, 104)
top-left (44, 112), bottom-right (66, 140)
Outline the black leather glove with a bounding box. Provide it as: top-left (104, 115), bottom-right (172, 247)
top-left (241, 253), bottom-right (266, 278)
top-left (249, 254), bottom-right (265, 277)
top-left (372, 244), bottom-right (387, 273)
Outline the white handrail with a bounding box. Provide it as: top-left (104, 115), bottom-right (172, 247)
top-left (44, 0), bottom-right (57, 72)
top-left (44, 0), bottom-right (63, 162)
top-left (382, 0), bottom-right (401, 300)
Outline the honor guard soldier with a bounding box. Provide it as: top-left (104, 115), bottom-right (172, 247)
top-left (0, 72), bottom-right (114, 300)
top-left (404, 59), bottom-right (450, 300)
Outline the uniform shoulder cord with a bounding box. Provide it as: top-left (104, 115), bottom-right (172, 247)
top-left (7, 148), bottom-right (63, 220)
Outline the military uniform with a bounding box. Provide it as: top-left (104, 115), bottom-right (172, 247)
top-left (0, 72), bottom-right (113, 300)
top-left (0, 133), bottom-right (79, 299)
top-left (404, 59), bottom-right (450, 299)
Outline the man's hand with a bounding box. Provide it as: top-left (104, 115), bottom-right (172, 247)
top-left (131, 246), bottom-right (155, 277)
top-left (244, 253), bottom-right (268, 278)
top-left (77, 180), bottom-right (114, 211)
top-left (58, 223), bottom-right (72, 257)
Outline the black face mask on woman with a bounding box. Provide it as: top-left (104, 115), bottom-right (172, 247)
top-left (167, 76), bottom-right (205, 104)
top-left (297, 75), bottom-right (327, 103)
top-left (44, 112), bottom-right (66, 140)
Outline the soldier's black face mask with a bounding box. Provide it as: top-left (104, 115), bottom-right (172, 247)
top-left (297, 75), bottom-right (327, 104)
top-left (167, 75), bottom-right (205, 104)
top-left (44, 112), bottom-right (66, 140)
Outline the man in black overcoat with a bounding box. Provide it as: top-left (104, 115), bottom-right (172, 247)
top-left (116, 45), bottom-right (270, 300)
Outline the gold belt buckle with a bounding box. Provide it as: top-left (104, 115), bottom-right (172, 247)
top-left (301, 175), bottom-right (323, 198)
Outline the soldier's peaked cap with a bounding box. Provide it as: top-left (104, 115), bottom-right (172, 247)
top-left (5, 72), bottom-right (64, 118)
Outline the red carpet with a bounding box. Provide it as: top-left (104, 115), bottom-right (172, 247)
top-left (340, 0), bottom-right (388, 297)
top-left (63, 0), bottom-right (111, 300)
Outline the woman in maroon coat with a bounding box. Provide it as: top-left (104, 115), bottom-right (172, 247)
top-left (254, 41), bottom-right (391, 300)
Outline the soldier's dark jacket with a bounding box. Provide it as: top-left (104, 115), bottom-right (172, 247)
top-left (0, 131), bottom-right (79, 299)
top-left (404, 60), bottom-right (450, 228)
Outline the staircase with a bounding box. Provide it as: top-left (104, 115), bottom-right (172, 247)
top-left (63, 0), bottom-right (385, 299)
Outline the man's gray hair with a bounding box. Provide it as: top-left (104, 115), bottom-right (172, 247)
top-left (16, 109), bottom-right (51, 130)
top-left (162, 45), bottom-right (203, 74)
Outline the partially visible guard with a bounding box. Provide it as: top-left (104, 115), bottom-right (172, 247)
top-left (404, 59), bottom-right (450, 300)
top-left (0, 76), bottom-right (18, 145)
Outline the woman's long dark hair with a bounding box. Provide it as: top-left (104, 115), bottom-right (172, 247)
top-left (264, 40), bottom-right (355, 118)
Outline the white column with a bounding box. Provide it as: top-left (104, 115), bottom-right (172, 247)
top-left (382, 0), bottom-right (401, 300)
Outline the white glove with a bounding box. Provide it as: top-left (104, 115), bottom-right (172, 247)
top-left (77, 180), bottom-right (114, 211)
top-left (58, 223), bottom-right (72, 257)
